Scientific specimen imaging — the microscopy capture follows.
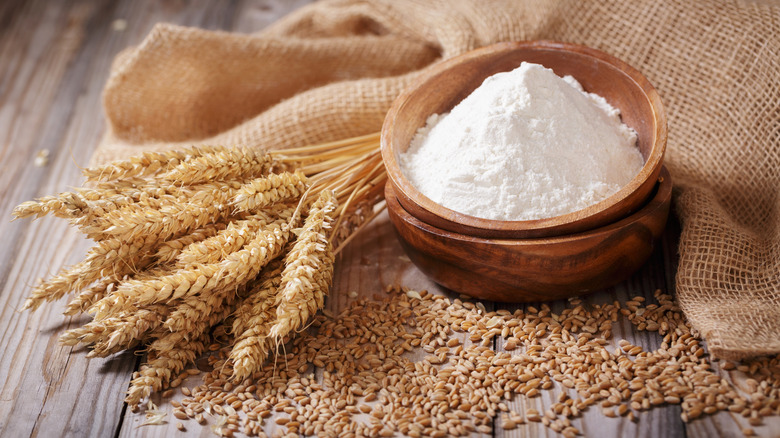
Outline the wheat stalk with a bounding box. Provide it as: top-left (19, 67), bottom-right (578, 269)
top-left (14, 132), bottom-right (384, 407)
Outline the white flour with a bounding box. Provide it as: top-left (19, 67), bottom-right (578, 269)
top-left (399, 62), bottom-right (643, 221)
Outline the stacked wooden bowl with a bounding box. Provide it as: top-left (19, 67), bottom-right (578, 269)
top-left (381, 41), bottom-right (669, 302)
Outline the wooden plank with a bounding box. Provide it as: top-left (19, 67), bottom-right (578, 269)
top-left (232, 0), bottom-right (316, 33)
top-left (0, 1), bottom-right (142, 436)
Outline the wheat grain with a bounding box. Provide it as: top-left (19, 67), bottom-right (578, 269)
top-left (87, 237), bottom-right (155, 276)
top-left (99, 218), bottom-right (292, 313)
top-left (85, 181), bottom-right (242, 243)
top-left (91, 306), bottom-right (171, 357)
top-left (176, 220), bottom-right (262, 267)
top-left (25, 237), bottom-right (159, 313)
top-left (21, 261), bottom-right (89, 311)
top-left (79, 188), bottom-right (182, 227)
top-left (231, 259), bottom-right (285, 337)
top-left (60, 301), bottom-right (167, 345)
top-left (22, 236), bottom-right (152, 311)
top-left (163, 217), bottom-right (292, 333)
top-left (168, 286), bottom-right (780, 437)
top-left (127, 291), bottom-right (245, 408)
top-left (15, 134), bottom-right (396, 417)
top-left (12, 191), bottom-right (90, 220)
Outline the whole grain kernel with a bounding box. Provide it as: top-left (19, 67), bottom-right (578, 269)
top-left (132, 284), bottom-right (780, 438)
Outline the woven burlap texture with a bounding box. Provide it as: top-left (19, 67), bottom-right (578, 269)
top-left (95, 0), bottom-right (780, 361)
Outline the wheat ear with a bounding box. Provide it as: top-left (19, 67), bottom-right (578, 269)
top-left (160, 147), bottom-right (275, 184)
top-left (82, 146), bottom-right (223, 182)
top-left (163, 217), bottom-right (292, 333)
top-left (153, 222), bottom-right (228, 265)
top-left (62, 278), bottom-right (117, 316)
top-left (124, 331), bottom-right (210, 407)
top-left (227, 260), bottom-right (285, 381)
top-left (231, 171), bottom-right (308, 212)
top-left (268, 190), bottom-right (337, 341)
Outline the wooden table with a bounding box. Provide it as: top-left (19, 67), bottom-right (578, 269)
top-left (0, 1), bottom-right (777, 437)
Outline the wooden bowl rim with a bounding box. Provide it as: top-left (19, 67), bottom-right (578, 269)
top-left (381, 40), bottom-right (667, 237)
top-left (387, 167), bottom-right (672, 245)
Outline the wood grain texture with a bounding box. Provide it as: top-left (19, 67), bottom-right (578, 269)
top-left (0, 1), bottom-right (139, 437)
top-left (0, 1), bottom-right (777, 438)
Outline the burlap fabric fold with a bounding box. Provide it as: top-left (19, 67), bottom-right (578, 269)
top-left (95, 0), bottom-right (780, 361)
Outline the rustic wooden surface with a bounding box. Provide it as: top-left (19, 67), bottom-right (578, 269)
top-left (0, 1), bottom-right (777, 437)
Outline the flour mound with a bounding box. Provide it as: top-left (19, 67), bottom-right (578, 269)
top-left (399, 62), bottom-right (643, 221)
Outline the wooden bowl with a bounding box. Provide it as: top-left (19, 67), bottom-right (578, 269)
top-left (386, 167), bottom-right (672, 302)
top-left (381, 40), bottom-right (667, 238)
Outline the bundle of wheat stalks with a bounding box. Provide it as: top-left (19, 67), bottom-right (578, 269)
top-left (13, 133), bottom-right (384, 407)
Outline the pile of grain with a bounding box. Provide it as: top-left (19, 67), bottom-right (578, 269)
top-left (164, 286), bottom-right (779, 438)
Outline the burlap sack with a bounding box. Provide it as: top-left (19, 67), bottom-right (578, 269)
top-left (95, 0), bottom-right (780, 361)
